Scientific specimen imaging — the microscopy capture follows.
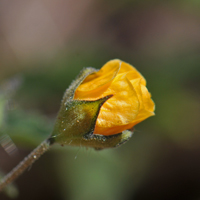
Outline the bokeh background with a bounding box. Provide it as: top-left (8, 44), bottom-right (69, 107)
top-left (0, 0), bottom-right (200, 200)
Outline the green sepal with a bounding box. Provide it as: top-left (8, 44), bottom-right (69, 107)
top-left (50, 95), bottom-right (112, 146)
top-left (82, 128), bottom-right (134, 150)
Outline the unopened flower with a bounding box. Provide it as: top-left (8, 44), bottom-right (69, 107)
top-left (50, 59), bottom-right (155, 149)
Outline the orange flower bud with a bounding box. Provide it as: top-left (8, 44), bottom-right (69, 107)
top-left (74, 59), bottom-right (155, 136)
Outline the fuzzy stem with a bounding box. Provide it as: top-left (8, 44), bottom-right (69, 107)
top-left (0, 139), bottom-right (51, 192)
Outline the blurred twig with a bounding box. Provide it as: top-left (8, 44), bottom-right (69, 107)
top-left (0, 170), bottom-right (19, 198)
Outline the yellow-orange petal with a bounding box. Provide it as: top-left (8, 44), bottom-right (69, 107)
top-left (116, 60), bottom-right (146, 86)
top-left (94, 123), bottom-right (134, 136)
top-left (140, 84), bottom-right (155, 112)
top-left (74, 64), bottom-right (119, 100)
top-left (130, 78), bottom-right (155, 112)
top-left (100, 59), bottom-right (146, 85)
top-left (93, 73), bottom-right (140, 135)
top-left (130, 78), bottom-right (145, 110)
top-left (127, 79), bottom-right (155, 127)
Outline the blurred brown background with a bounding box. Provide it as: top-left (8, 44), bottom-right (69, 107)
top-left (0, 0), bottom-right (200, 200)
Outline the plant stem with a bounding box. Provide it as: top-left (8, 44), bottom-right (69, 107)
top-left (0, 139), bottom-right (51, 192)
